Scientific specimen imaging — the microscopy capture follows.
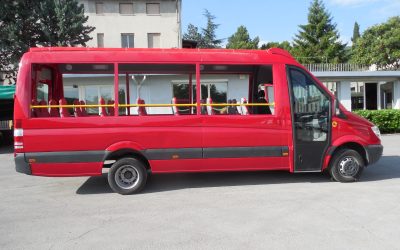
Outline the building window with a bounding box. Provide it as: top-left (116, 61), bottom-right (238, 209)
top-left (121, 33), bottom-right (134, 48)
top-left (148, 33), bottom-right (161, 48)
top-left (120, 3), bottom-right (134, 15)
top-left (97, 33), bottom-right (104, 48)
top-left (95, 2), bottom-right (104, 14)
top-left (146, 3), bottom-right (160, 15)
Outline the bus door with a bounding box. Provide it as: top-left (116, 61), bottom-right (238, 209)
top-left (287, 66), bottom-right (331, 172)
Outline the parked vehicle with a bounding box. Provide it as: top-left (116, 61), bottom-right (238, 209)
top-left (0, 85), bottom-right (15, 145)
top-left (14, 48), bottom-right (383, 194)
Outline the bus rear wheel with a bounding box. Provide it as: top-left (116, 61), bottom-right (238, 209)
top-left (329, 149), bottom-right (364, 182)
top-left (108, 158), bottom-right (147, 195)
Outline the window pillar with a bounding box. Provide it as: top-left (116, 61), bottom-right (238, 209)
top-left (377, 81), bottom-right (385, 110)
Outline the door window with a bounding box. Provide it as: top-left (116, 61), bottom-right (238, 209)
top-left (289, 67), bottom-right (330, 142)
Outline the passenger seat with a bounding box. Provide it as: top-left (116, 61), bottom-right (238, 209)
top-left (240, 98), bottom-right (250, 115)
top-left (49, 99), bottom-right (59, 117)
top-left (80, 100), bottom-right (88, 116)
top-left (137, 98), bottom-right (147, 116)
top-left (99, 98), bottom-right (107, 117)
top-left (107, 100), bottom-right (115, 116)
top-left (73, 99), bottom-right (83, 117)
top-left (59, 98), bottom-right (69, 117)
top-left (38, 100), bottom-right (50, 117)
top-left (228, 99), bottom-right (239, 115)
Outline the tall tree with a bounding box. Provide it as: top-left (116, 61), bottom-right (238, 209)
top-left (183, 9), bottom-right (222, 48)
top-left (183, 24), bottom-right (204, 47)
top-left (0, 0), bottom-right (40, 81)
top-left (201, 9), bottom-right (222, 48)
top-left (352, 16), bottom-right (400, 69)
top-left (226, 25), bottom-right (259, 49)
top-left (292, 0), bottom-right (347, 63)
top-left (37, 0), bottom-right (95, 46)
top-left (0, 0), bottom-right (95, 83)
top-left (351, 22), bottom-right (360, 45)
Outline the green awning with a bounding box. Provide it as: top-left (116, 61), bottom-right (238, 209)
top-left (0, 85), bottom-right (16, 100)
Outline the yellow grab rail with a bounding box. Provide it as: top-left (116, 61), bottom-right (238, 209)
top-left (200, 103), bottom-right (274, 107)
top-left (31, 102), bottom-right (275, 109)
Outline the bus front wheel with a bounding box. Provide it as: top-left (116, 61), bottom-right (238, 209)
top-left (108, 158), bottom-right (148, 195)
top-left (329, 149), bottom-right (364, 182)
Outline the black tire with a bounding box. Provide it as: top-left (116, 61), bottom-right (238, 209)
top-left (108, 158), bottom-right (147, 195)
top-left (329, 149), bottom-right (364, 182)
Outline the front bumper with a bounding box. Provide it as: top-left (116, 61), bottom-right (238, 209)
top-left (15, 153), bottom-right (31, 175)
top-left (365, 145), bottom-right (383, 165)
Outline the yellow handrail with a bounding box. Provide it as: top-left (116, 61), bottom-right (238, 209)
top-left (200, 103), bottom-right (275, 107)
top-left (119, 103), bottom-right (198, 108)
top-left (31, 104), bottom-right (115, 108)
top-left (30, 102), bottom-right (275, 109)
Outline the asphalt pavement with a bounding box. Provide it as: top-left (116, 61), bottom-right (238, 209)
top-left (0, 135), bottom-right (399, 250)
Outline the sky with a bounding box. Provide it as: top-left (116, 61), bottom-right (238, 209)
top-left (182, 0), bottom-right (400, 46)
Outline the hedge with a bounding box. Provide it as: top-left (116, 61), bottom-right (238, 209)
top-left (353, 109), bottom-right (400, 133)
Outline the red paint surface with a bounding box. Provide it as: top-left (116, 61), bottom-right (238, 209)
top-left (31, 162), bottom-right (103, 177)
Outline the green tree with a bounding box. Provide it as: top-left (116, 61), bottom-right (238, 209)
top-left (352, 16), bottom-right (400, 69)
top-left (260, 41), bottom-right (292, 52)
top-left (183, 24), bottom-right (204, 47)
top-left (201, 9), bottom-right (222, 48)
top-left (292, 0), bottom-right (347, 63)
top-left (0, 1), bottom-right (40, 80)
top-left (226, 25), bottom-right (259, 49)
top-left (37, 0), bottom-right (95, 46)
top-left (182, 9), bottom-right (222, 48)
top-left (0, 0), bottom-right (95, 83)
top-left (351, 22), bottom-right (360, 45)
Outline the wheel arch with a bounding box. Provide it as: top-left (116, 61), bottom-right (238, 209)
top-left (330, 142), bottom-right (368, 167)
top-left (103, 148), bottom-right (151, 170)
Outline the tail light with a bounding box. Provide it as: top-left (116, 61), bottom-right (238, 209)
top-left (14, 119), bottom-right (24, 153)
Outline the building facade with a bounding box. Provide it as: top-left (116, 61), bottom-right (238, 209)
top-left (308, 64), bottom-right (400, 111)
top-left (78, 0), bottom-right (182, 48)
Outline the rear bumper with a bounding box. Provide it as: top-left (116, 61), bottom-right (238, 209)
top-left (365, 144), bottom-right (383, 165)
top-left (15, 153), bottom-right (31, 175)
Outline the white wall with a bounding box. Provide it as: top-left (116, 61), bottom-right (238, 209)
top-left (394, 80), bottom-right (400, 109)
top-left (80, 0), bottom-right (181, 48)
top-left (337, 81), bottom-right (351, 111)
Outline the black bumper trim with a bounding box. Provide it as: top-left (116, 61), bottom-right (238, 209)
top-left (365, 144), bottom-right (383, 165)
top-left (15, 154), bottom-right (31, 175)
top-left (24, 151), bottom-right (106, 163)
top-left (143, 148), bottom-right (203, 160)
top-left (142, 146), bottom-right (289, 160)
top-left (203, 146), bottom-right (288, 159)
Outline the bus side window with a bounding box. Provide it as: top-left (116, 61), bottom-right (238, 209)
top-left (31, 66), bottom-right (54, 118)
top-left (61, 63), bottom-right (115, 116)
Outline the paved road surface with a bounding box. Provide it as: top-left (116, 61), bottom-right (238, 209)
top-left (0, 135), bottom-right (399, 250)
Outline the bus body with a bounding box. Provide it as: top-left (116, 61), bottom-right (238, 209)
top-left (14, 48), bottom-right (383, 194)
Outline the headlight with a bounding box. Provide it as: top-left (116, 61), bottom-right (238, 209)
top-left (371, 126), bottom-right (381, 139)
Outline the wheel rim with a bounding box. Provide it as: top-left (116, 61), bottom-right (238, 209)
top-left (338, 156), bottom-right (360, 177)
top-left (114, 165), bottom-right (140, 189)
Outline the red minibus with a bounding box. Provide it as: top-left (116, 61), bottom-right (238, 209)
top-left (14, 48), bottom-right (383, 194)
